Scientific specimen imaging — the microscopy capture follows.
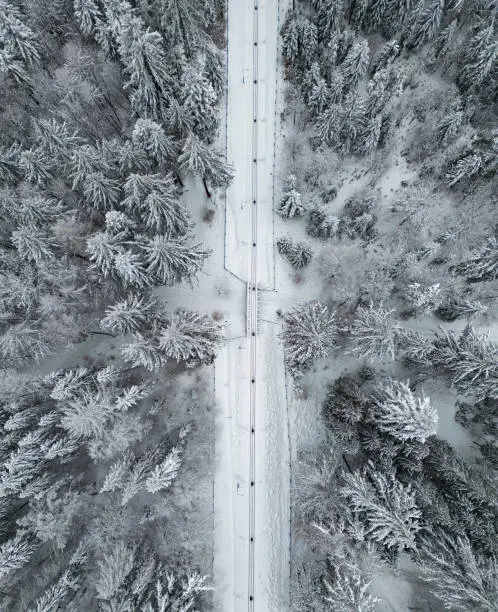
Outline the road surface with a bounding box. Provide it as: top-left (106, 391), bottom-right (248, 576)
top-left (213, 0), bottom-right (290, 610)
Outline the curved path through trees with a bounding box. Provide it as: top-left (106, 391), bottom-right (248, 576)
top-left (213, 0), bottom-right (290, 610)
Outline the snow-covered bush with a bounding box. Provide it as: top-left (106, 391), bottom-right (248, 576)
top-left (405, 282), bottom-right (442, 313)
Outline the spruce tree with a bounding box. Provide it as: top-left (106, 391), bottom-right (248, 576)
top-left (349, 303), bottom-right (402, 361)
top-left (340, 462), bottom-right (421, 552)
top-left (280, 301), bottom-right (337, 369)
top-left (277, 174), bottom-right (306, 218)
top-left (372, 378), bottom-right (438, 442)
top-left (341, 39), bottom-right (370, 88)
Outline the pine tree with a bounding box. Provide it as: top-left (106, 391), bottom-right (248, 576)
top-left (181, 67), bottom-right (218, 140)
top-left (155, 0), bottom-right (208, 56)
top-left (85, 231), bottom-right (125, 278)
top-left (277, 174), bottom-right (305, 218)
top-left (405, 282), bottom-right (442, 313)
top-left (317, 0), bottom-right (343, 41)
top-left (458, 20), bottom-right (497, 90)
top-left (431, 19), bottom-right (458, 61)
top-left (445, 153), bottom-right (483, 187)
top-left (372, 378), bottom-right (438, 442)
top-left (341, 39), bottom-right (370, 88)
top-left (105, 210), bottom-right (136, 236)
top-left (123, 173), bottom-right (189, 236)
top-left (282, 14), bottom-right (300, 62)
top-left (277, 237), bottom-right (313, 268)
top-left (158, 309), bottom-right (223, 365)
top-left (339, 91), bottom-right (367, 152)
top-left (74, 0), bottom-right (103, 37)
top-left (100, 295), bottom-right (156, 335)
top-left (350, 303), bottom-right (402, 361)
top-left (418, 530), bottom-right (498, 611)
top-left (371, 40), bottom-right (400, 74)
top-left (363, 0), bottom-right (388, 33)
top-left (436, 107), bottom-right (465, 145)
top-left (82, 172), bottom-right (121, 211)
top-left (452, 236), bottom-right (498, 281)
top-left (340, 463), bottom-right (421, 552)
top-left (113, 250), bottom-right (150, 289)
top-left (0, 534), bottom-right (36, 580)
top-left (316, 102), bottom-right (342, 146)
top-left (307, 77), bottom-right (330, 116)
top-left (11, 225), bottom-right (56, 265)
top-left (122, 334), bottom-right (166, 371)
top-left (357, 113), bottom-right (382, 154)
top-left (205, 47), bottom-right (225, 98)
top-left (178, 133), bottom-right (233, 196)
top-left (34, 119), bottom-right (84, 162)
top-left (142, 234), bottom-right (210, 286)
top-left (280, 301), bottom-right (337, 369)
top-left (17, 147), bottom-right (53, 187)
top-left (406, 0), bottom-right (445, 49)
top-left (323, 562), bottom-right (378, 611)
top-left (435, 296), bottom-right (487, 322)
top-left (131, 118), bottom-right (178, 168)
top-left (349, 0), bottom-right (369, 30)
top-left (0, 0), bottom-right (40, 66)
top-left (145, 446), bottom-right (182, 493)
top-left (431, 324), bottom-right (498, 401)
top-left (299, 19), bottom-right (318, 65)
top-left (306, 205), bottom-right (340, 239)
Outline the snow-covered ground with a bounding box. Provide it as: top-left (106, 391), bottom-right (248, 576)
top-left (213, 0), bottom-right (291, 610)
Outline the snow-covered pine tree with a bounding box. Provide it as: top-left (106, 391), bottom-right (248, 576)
top-left (405, 0), bottom-right (445, 49)
top-left (74, 0), bottom-right (103, 37)
top-left (82, 171), bottom-right (121, 211)
top-left (445, 153), bottom-right (483, 186)
top-left (142, 234), bottom-right (210, 286)
top-left (178, 133), bottom-right (233, 197)
top-left (323, 562), bottom-right (378, 611)
top-left (0, 323), bottom-right (51, 363)
top-left (458, 21), bottom-right (497, 90)
top-left (105, 210), bottom-right (136, 236)
top-left (435, 296), bottom-right (487, 321)
top-left (452, 236), bottom-right (498, 281)
top-left (145, 446), bottom-right (182, 493)
top-left (181, 67), bottom-right (218, 141)
top-left (363, 0), bottom-right (388, 33)
top-left (158, 309), bottom-right (223, 366)
top-left (431, 19), bottom-right (458, 61)
top-left (113, 250), bottom-right (150, 289)
top-left (307, 77), bottom-right (330, 116)
top-left (277, 174), bottom-right (305, 218)
top-left (349, 0), bottom-right (369, 30)
top-left (306, 205), bottom-right (340, 239)
top-left (277, 237), bottom-right (313, 268)
top-left (280, 301), bottom-right (337, 369)
top-left (282, 13), bottom-right (300, 62)
top-left (17, 146), bottom-right (53, 187)
top-left (299, 19), bottom-right (318, 65)
top-left (371, 40), bottom-right (400, 74)
top-left (131, 118), bottom-right (178, 169)
top-left (405, 282), bottom-right (442, 313)
top-left (357, 113), bottom-right (382, 154)
top-left (123, 173), bottom-right (190, 236)
top-left (349, 303), bottom-right (402, 361)
top-left (34, 119), bottom-right (84, 163)
top-left (100, 295), bottom-right (156, 335)
top-left (338, 91), bottom-right (367, 153)
top-left (341, 39), bottom-right (370, 88)
top-left (0, 0), bottom-right (40, 67)
top-left (121, 333), bottom-right (167, 370)
top-left (340, 462), bottom-right (421, 552)
top-left (431, 324), bottom-right (498, 401)
top-left (436, 106), bottom-right (465, 146)
top-left (371, 378), bottom-right (438, 442)
top-left (417, 529), bottom-right (498, 611)
top-left (0, 534), bottom-right (36, 581)
top-left (205, 47), bottom-right (225, 98)
top-left (11, 225), bottom-right (56, 265)
top-left (85, 231), bottom-right (125, 278)
top-left (317, 0), bottom-right (343, 41)
top-left (316, 102), bottom-right (343, 146)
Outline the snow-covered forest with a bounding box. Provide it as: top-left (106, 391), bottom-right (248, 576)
top-left (0, 0), bottom-right (496, 609)
top-left (0, 0), bottom-right (229, 608)
top-left (277, 0), bottom-right (497, 610)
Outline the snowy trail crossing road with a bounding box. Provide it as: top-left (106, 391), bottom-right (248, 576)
top-left (214, 1), bottom-right (290, 610)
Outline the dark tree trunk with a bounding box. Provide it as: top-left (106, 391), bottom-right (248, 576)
top-left (202, 176), bottom-right (212, 198)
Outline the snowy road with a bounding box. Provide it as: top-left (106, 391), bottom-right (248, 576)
top-left (213, 0), bottom-right (290, 610)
